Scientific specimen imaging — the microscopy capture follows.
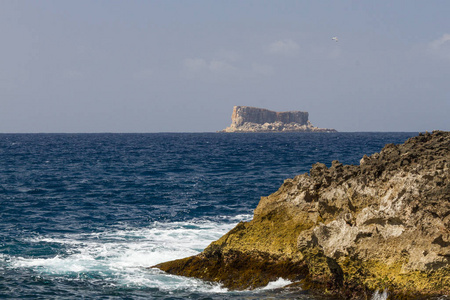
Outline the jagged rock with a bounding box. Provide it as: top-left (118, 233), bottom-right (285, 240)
top-left (154, 131), bottom-right (450, 299)
top-left (220, 106), bottom-right (337, 132)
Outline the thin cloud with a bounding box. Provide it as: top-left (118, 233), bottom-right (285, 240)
top-left (266, 39), bottom-right (299, 56)
top-left (251, 63), bottom-right (273, 76)
top-left (182, 56), bottom-right (271, 80)
top-left (428, 33), bottom-right (450, 60)
top-left (183, 58), bottom-right (236, 74)
top-left (208, 60), bottom-right (237, 72)
top-left (183, 58), bottom-right (207, 72)
top-left (429, 33), bottom-right (450, 50)
top-left (215, 50), bottom-right (241, 62)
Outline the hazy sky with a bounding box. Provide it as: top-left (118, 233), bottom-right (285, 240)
top-left (1, 1), bottom-right (449, 132)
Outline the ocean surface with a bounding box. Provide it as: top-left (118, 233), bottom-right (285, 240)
top-left (0, 132), bottom-right (418, 299)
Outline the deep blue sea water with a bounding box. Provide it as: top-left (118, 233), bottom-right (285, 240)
top-left (0, 132), bottom-right (418, 299)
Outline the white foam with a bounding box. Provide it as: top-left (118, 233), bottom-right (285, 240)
top-left (260, 278), bottom-right (293, 290)
top-left (8, 218), bottom-right (243, 293)
top-left (371, 289), bottom-right (388, 300)
top-left (227, 214), bottom-right (253, 222)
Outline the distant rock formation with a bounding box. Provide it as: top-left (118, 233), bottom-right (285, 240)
top-left (154, 131), bottom-right (450, 299)
top-left (220, 106), bottom-right (336, 132)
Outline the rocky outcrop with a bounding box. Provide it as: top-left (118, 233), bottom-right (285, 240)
top-left (154, 131), bottom-right (450, 299)
top-left (220, 106), bottom-right (337, 132)
top-left (231, 106), bottom-right (309, 126)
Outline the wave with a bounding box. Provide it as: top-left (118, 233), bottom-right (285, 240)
top-left (259, 278), bottom-right (293, 290)
top-left (5, 217), bottom-right (254, 294)
top-left (371, 289), bottom-right (388, 300)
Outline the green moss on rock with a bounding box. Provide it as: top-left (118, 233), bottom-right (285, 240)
top-left (155, 249), bottom-right (309, 290)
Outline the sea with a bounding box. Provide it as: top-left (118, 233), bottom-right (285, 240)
top-left (0, 132), bottom-right (418, 299)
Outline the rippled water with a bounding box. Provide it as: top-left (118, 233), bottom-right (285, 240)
top-left (0, 132), bottom-right (417, 299)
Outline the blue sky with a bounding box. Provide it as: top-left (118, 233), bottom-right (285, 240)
top-left (1, 1), bottom-right (449, 132)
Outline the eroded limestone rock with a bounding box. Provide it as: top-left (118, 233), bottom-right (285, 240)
top-left (220, 106), bottom-right (337, 132)
top-left (155, 131), bottom-right (450, 299)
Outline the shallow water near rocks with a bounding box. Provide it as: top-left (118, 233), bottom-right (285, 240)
top-left (0, 132), bottom-right (417, 299)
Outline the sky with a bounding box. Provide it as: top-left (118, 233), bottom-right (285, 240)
top-left (1, 0), bottom-right (449, 133)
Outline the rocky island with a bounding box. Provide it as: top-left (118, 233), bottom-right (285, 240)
top-left (154, 131), bottom-right (449, 299)
top-left (220, 106), bottom-right (337, 132)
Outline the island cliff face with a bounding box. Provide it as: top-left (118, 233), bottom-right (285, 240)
top-left (231, 106), bottom-right (309, 126)
top-left (155, 131), bottom-right (450, 299)
top-left (221, 106), bottom-right (336, 132)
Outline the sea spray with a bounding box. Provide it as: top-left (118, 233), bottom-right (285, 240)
top-left (371, 289), bottom-right (388, 300)
top-left (260, 278), bottom-right (293, 290)
top-left (7, 219), bottom-right (241, 293)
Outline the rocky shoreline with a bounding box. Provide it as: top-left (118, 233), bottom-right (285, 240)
top-left (221, 120), bottom-right (337, 133)
top-left (154, 131), bottom-right (449, 299)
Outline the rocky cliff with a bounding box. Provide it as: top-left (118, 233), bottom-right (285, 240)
top-left (155, 131), bottom-right (450, 299)
top-left (221, 106), bottom-right (336, 132)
